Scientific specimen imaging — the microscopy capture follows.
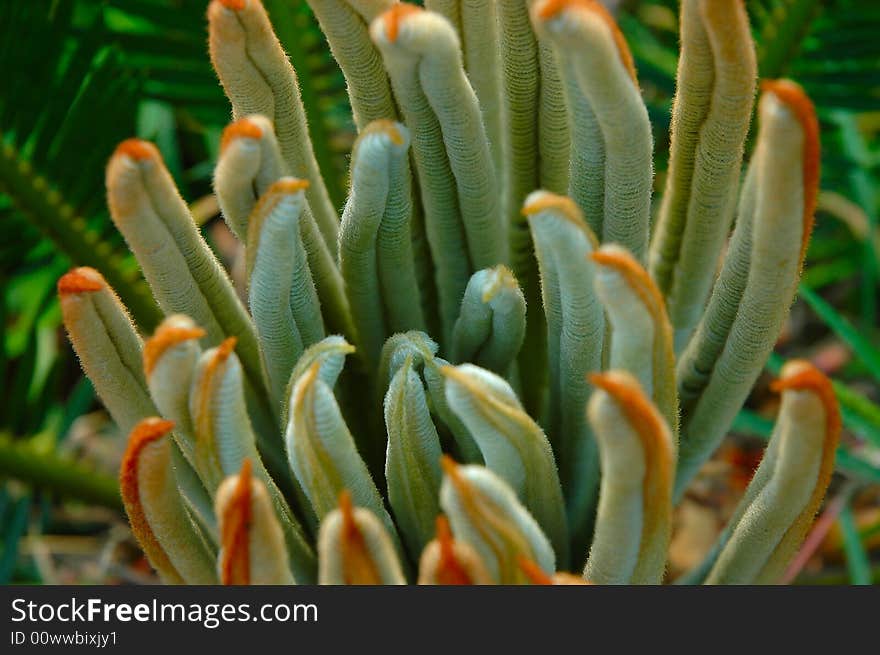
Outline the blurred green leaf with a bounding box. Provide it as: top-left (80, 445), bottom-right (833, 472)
top-left (839, 503), bottom-right (872, 584)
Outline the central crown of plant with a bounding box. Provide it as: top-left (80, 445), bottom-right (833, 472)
top-left (59, 0), bottom-right (838, 585)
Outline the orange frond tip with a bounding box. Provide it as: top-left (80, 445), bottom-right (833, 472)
top-left (220, 457), bottom-right (254, 585)
top-left (216, 0), bottom-right (246, 11)
top-left (143, 320), bottom-right (206, 376)
top-left (267, 178), bottom-right (311, 195)
top-left (121, 418), bottom-right (175, 517)
top-left (518, 555), bottom-right (554, 585)
top-left (589, 370), bottom-right (669, 451)
top-left (769, 360), bottom-right (827, 394)
top-left (58, 267), bottom-right (104, 296)
top-left (590, 245), bottom-right (669, 322)
top-left (521, 192), bottom-right (582, 220)
top-left (589, 370), bottom-right (655, 421)
top-left (291, 360), bottom-right (321, 410)
top-left (382, 3), bottom-right (421, 42)
top-left (534, 0), bottom-right (637, 82)
top-left (114, 138), bottom-right (158, 162)
top-left (125, 418), bottom-right (176, 457)
top-left (220, 118), bottom-right (264, 152)
top-left (535, 0), bottom-right (570, 20)
top-left (590, 247), bottom-right (654, 288)
top-left (770, 360), bottom-right (840, 438)
top-left (437, 364), bottom-right (458, 382)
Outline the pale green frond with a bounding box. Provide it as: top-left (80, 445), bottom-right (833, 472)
top-left (208, 0), bottom-right (339, 248)
top-left (450, 266), bottom-right (526, 377)
top-left (675, 81), bottom-right (819, 497)
top-left (59, 267), bottom-right (157, 436)
top-left (246, 178), bottom-right (325, 409)
top-left (531, 0), bottom-right (652, 261)
top-left (442, 364), bottom-right (569, 566)
top-left (189, 338), bottom-right (316, 582)
top-left (384, 355), bottom-right (443, 559)
top-left (340, 120), bottom-right (425, 372)
top-left (649, 0), bottom-right (757, 349)
top-left (586, 372), bottom-right (674, 585)
top-left (706, 361), bottom-right (840, 584)
top-left (214, 114), bottom-right (286, 242)
top-left (524, 191), bottom-right (604, 554)
top-left (121, 418), bottom-right (219, 584)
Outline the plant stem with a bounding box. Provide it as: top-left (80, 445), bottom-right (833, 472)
top-left (0, 435), bottom-right (122, 511)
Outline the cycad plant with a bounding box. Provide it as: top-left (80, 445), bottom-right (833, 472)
top-left (59, 0), bottom-right (840, 584)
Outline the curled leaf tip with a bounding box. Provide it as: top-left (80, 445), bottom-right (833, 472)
top-left (533, 0), bottom-right (637, 82)
top-left (123, 418), bottom-right (176, 464)
top-left (589, 370), bottom-right (662, 431)
top-left (770, 360), bottom-right (840, 438)
top-left (521, 191), bottom-right (582, 220)
top-left (57, 267), bottom-right (104, 296)
top-left (480, 265), bottom-right (518, 303)
top-left (439, 455), bottom-right (473, 503)
top-left (706, 359), bottom-right (841, 584)
top-left (590, 245), bottom-right (669, 330)
top-left (114, 138), bottom-right (158, 162)
top-left (220, 458), bottom-right (253, 585)
top-left (220, 117), bottom-right (264, 152)
top-left (759, 79), bottom-right (819, 262)
top-left (436, 364), bottom-right (458, 382)
top-left (435, 513), bottom-right (453, 552)
top-left (382, 3), bottom-right (422, 42)
top-left (588, 369), bottom-right (673, 483)
top-left (143, 316), bottom-right (206, 376)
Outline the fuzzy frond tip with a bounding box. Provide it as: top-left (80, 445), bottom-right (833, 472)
top-left (381, 3), bottom-right (422, 42)
top-left (114, 138), bottom-right (158, 162)
top-left (143, 317), bottom-right (206, 376)
top-left (57, 267), bottom-right (104, 296)
top-left (220, 118), bottom-right (264, 152)
top-left (532, 0), bottom-right (637, 82)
